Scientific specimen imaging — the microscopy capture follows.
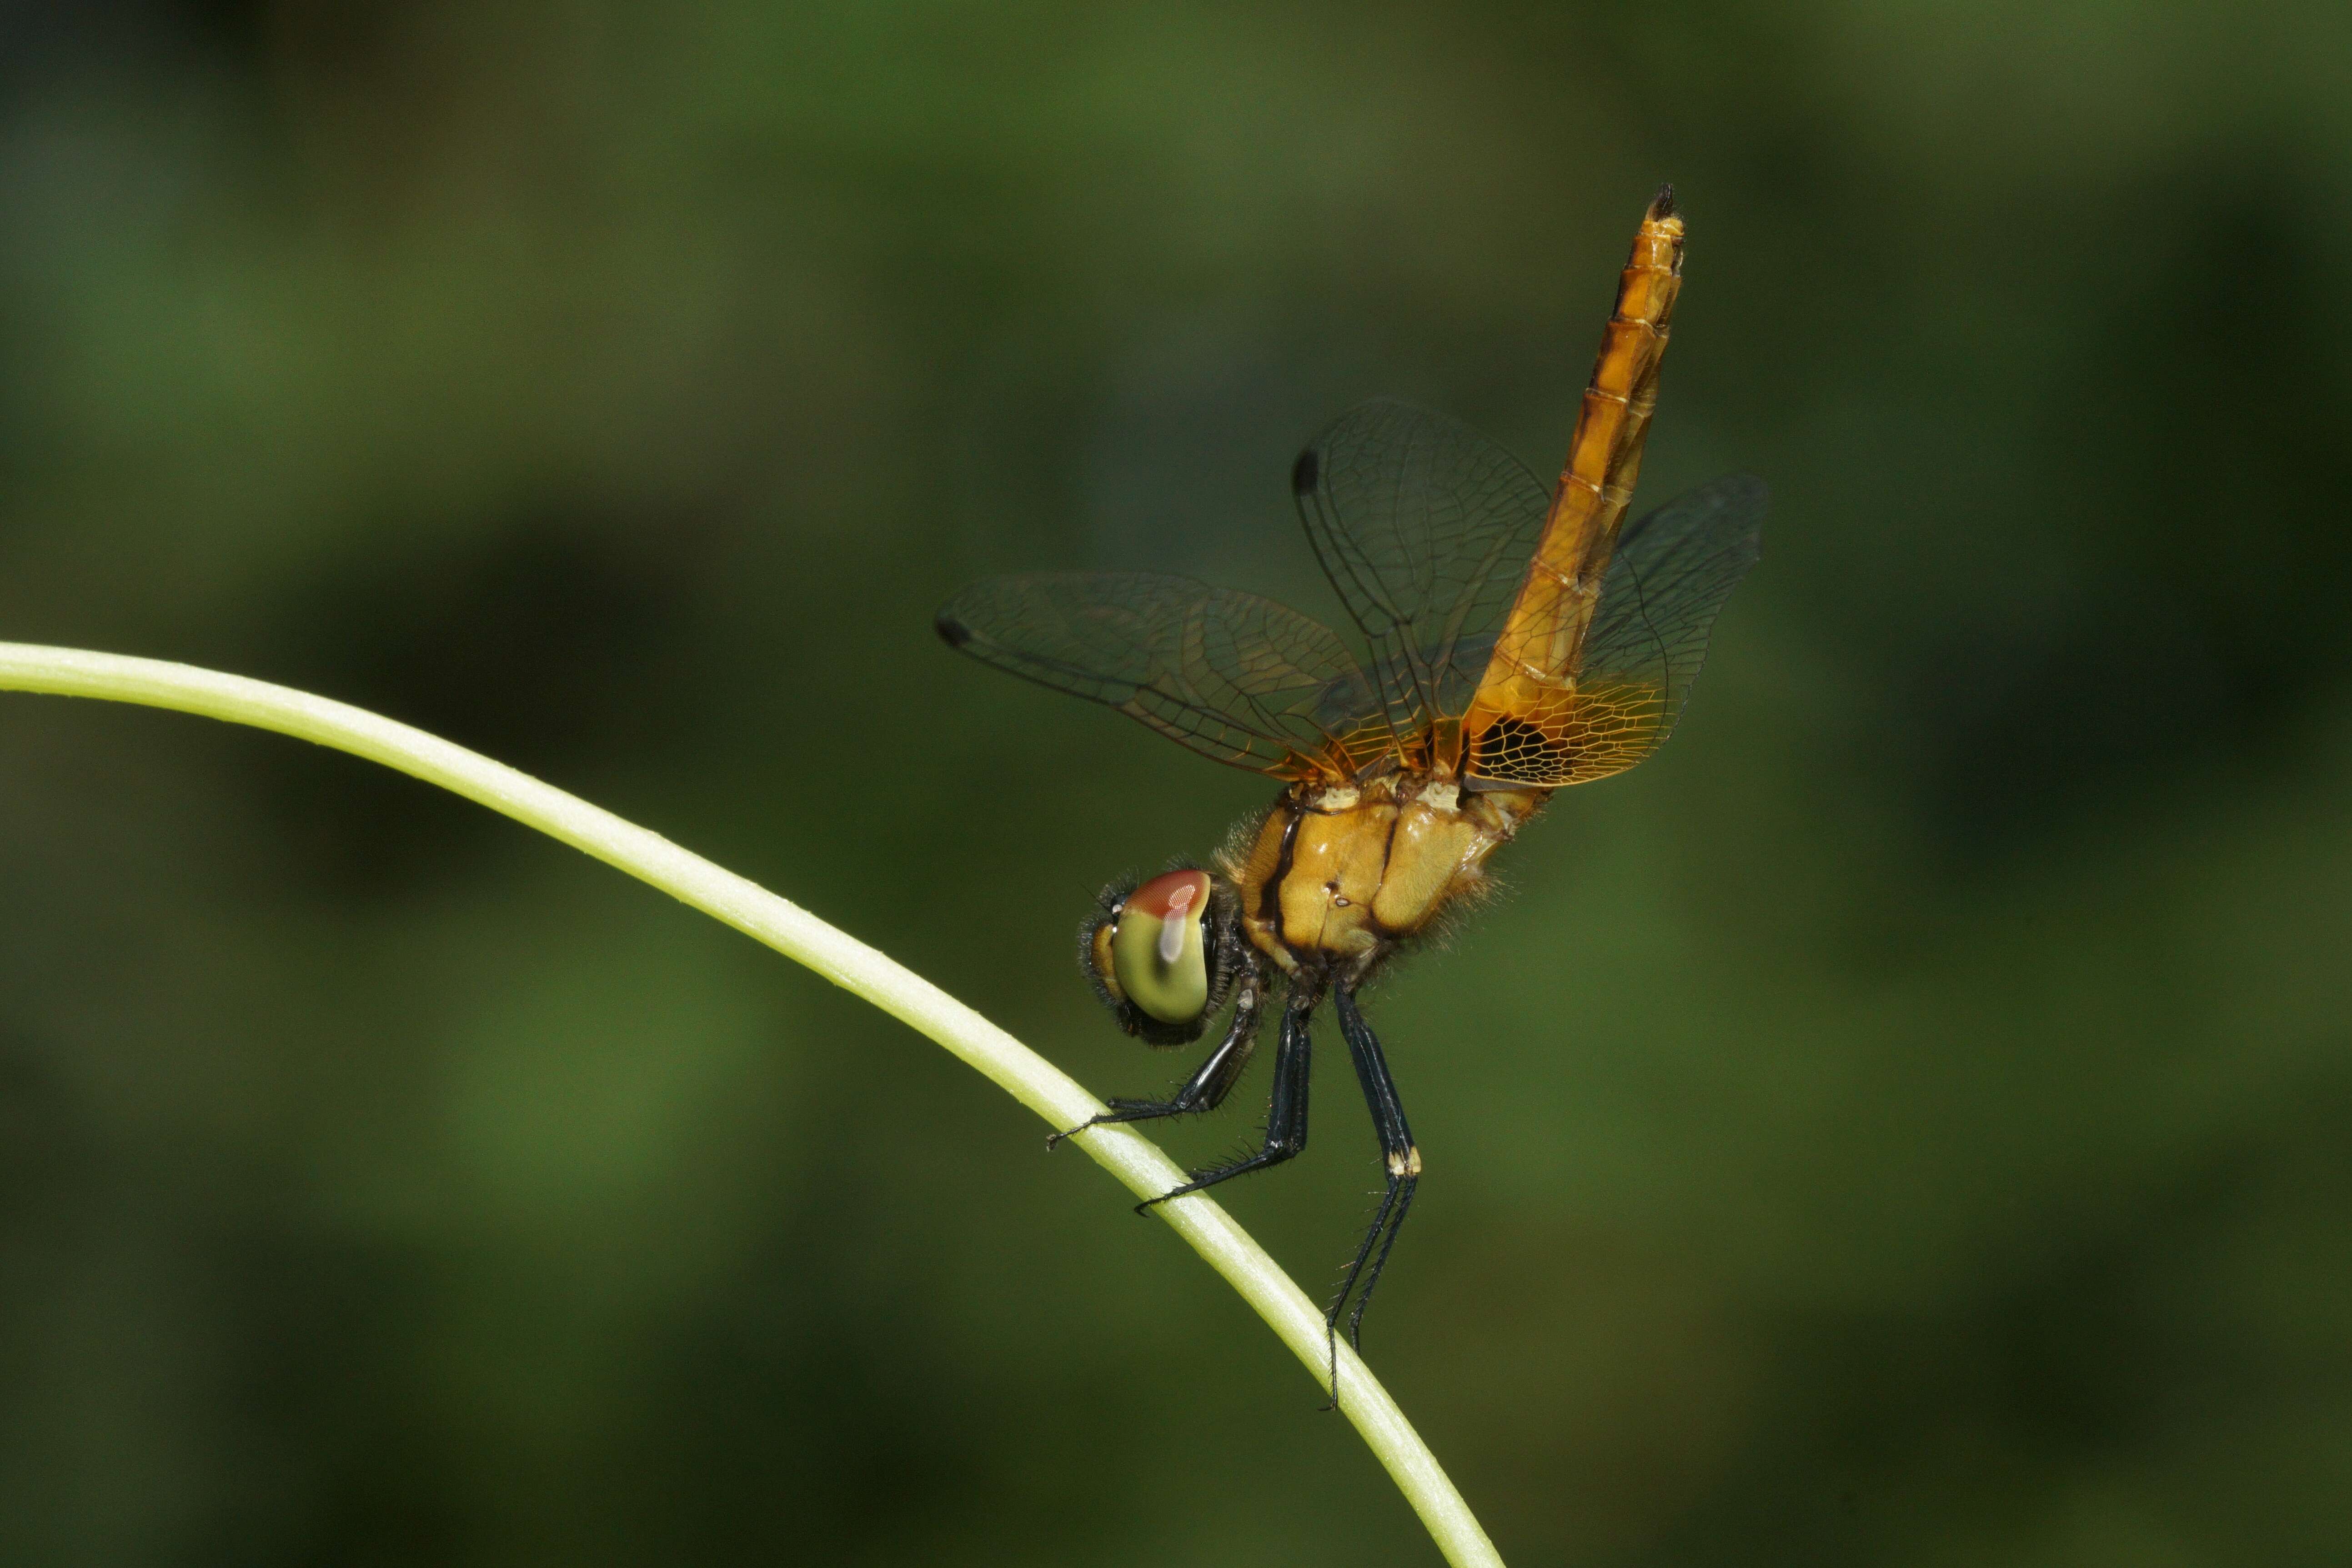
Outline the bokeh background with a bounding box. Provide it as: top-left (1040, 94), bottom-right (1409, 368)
top-left (1, 2), bottom-right (2348, 1563)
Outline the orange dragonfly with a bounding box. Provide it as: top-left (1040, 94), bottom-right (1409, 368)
top-left (937, 188), bottom-right (1764, 1363)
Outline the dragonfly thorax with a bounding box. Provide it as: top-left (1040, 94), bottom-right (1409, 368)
top-left (1221, 771), bottom-right (1547, 980)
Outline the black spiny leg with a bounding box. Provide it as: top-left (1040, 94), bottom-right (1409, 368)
top-left (1046, 976), bottom-right (1265, 1149)
top-left (1135, 981), bottom-right (1319, 1212)
top-left (1330, 984), bottom-right (1419, 1366)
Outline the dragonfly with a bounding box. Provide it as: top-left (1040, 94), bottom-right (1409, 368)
top-left (936, 188), bottom-right (1765, 1372)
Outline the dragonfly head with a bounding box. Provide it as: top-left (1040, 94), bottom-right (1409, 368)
top-left (1081, 867), bottom-right (1244, 1045)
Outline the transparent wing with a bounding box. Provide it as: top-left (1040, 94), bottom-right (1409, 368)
top-left (1291, 400), bottom-right (1553, 743)
top-left (936, 572), bottom-right (1383, 780)
top-left (1465, 474), bottom-right (1767, 788)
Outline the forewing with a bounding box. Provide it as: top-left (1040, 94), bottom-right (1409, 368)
top-left (935, 572), bottom-right (1379, 779)
top-left (1291, 401), bottom-right (1553, 741)
top-left (1472, 474), bottom-right (1766, 787)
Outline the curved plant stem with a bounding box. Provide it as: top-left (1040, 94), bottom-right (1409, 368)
top-left (0, 642), bottom-right (1504, 1568)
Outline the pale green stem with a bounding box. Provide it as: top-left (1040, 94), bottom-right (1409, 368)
top-left (0, 642), bottom-right (1503, 1568)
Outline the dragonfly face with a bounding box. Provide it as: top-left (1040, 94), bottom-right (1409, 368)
top-left (1082, 867), bottom-right (1247, 1045)
top-left (938, 187), bottom-right (1767, 1382)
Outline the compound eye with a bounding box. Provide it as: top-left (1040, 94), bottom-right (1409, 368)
top-left (1108, 870), bottom-right (1212, 1025)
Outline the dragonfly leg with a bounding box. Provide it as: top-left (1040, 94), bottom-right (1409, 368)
top-left (1133, 982), bottom-right (1319, 1212)
top-left (1329, 983), bottom-right (1419, 1365)
top-left (1046, 976), bottom-right (1265, 1149)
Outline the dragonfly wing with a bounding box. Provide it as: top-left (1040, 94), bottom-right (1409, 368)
top-left (936, 572), bottom-right (1378, 779)
top-left (1291, 401), bottom-right (1553, 743)
top-left (1466, 474), bottom-right (1767, 787)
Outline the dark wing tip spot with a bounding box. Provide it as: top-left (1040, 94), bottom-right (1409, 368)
top-left (1291, 447), bottom-right (1320, 496)
top-left (934, 608), bottom-right (974, 648)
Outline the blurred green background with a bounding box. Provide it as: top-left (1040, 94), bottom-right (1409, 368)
top-left (1, 2), bottom-right (2348, 1563)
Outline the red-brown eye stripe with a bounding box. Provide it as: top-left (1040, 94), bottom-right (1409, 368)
top-left (1128, 869), bottom-right (1210, 921)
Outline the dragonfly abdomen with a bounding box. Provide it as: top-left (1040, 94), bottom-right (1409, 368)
top-left (1458, 186), bottom-right (1685, 787)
